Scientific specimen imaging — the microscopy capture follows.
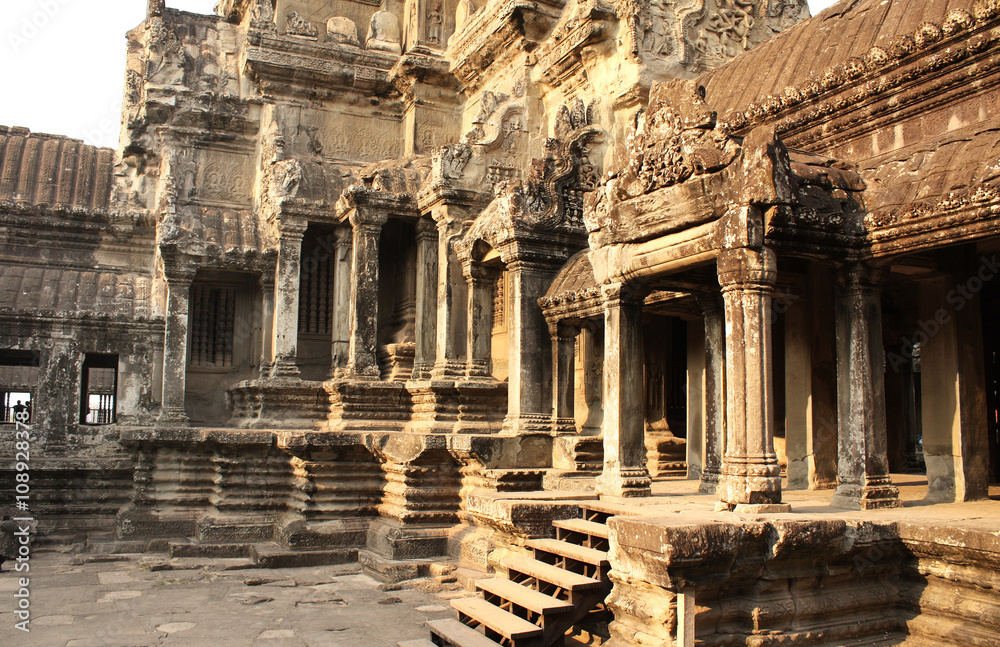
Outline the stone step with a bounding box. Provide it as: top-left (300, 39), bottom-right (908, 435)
top-left (251, 544), bottom-right (357, 569)
top-left (578, 500), bottom-right (639, 523)
top-left (476, 577), bottom-right (573, 616)
top-left (452, 596), bottom-right (544, 643)
top-left (426, 619), bottom-right (503, 647)
top-left (169, 541), bottom-right (252, 559)
top-left (502, 557), bottom-right (603, 592)
top-left (526, 538), bottom-right (609, 568)
top-left (552, 518), bottom-right (609, 540)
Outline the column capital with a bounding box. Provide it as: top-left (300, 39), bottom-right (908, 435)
top-left (717, 247), bottom-right (776, 290)
top-left (277, 216), bottom-right (308, 238)
top-left (835, 261), bottom-right (884, 292)
top-left (695, 291), bottom-right (724, 316)
top-left (163, 267), bottom-right (196, 286)
top-left (415, 216), bottom-right (438, 241)
top-left (462, 259), bottom-right (502, 282)
top-left (601, 281), bottom-right (649, 308)
top-left (552, 321), bottom-right (582, 340)
top-left (349, 206), bottom-right (388, 229)
top-left (334, 225), bottom-right (353, 248)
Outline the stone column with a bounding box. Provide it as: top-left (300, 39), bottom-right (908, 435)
top-left (411, 218), bottom-right (438, 379)
top-left (697, 293), bottom-right (725, 494)
top-left (270, 217), bottom-right (307, 378)
top-left (158, 269), bottom-right (195, 426)
top-left (551, 321), bottom-right (580, 433)
top-left (464, 261), bottom-right (500, 379)
top-left (347, 208), bottom-right (387, 378)
top-left (431, 212), bottom-right (468, 378)
top-left (330, 227), bottom-right (352, 376)
top-left (918, 273), bottom-right (989, 502)
top-left (596, 282), bottom-right (651, 498)
top-left (717, 248), bottom-right (786, 510)
top-left (503, 257), bottom-right (558, 433)
top-left (831, 263), bottom-right (901, 510)
top-left (258, 272), bottom-right (275, 376)
top-left (784, 287), bottom-right (813, 490)
top-left (686, 319), bottom-right (705, 480)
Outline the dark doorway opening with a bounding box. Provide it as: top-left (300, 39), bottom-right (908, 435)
top-left (981, 279), bottom-right (1000, 484)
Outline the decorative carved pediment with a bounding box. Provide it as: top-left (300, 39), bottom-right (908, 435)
top-left (458, 102), bottom-right (600, 256)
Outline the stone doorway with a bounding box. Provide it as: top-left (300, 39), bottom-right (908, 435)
top-left (982, 278), bottom-right (1000, 485)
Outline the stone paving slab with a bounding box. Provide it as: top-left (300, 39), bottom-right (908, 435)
top-left (0, 551), bottom-right (462, 647)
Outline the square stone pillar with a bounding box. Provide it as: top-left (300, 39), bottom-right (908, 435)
top-left (330, 226), bottom-right (353, 376)
top-left (783, 285), bottom-right (813, 490)
top-left (918, 273), bottom-right (990, 502)
top-left (831, 263), bottom-right (901, 510)
top-left (551, 321), bottom-right (580, 434)
top-left (258, 272), bottom-right (275, 376)
top-left (716, 248), bottom-right (787, 510)
top-left (696, 293), bottom-right (725, 494)
top-left (412, 218), bottom-right (438, 379)
top-left (596, 282), bottom-right (651, 498)
top-left (463, 261), bottom-right (500, 379)
top-left (270, 217), bottom-right (307, 378)
top-left (431, 212), bottom-right (468, 378)
top-left (686, 318), bottom-right (706, 480)
top-left (158, 269), bottom-right (194, 426)
top-left (502, 258), bottom-right (558, 434)
top-left (347, 208), bottom-right (387, 379)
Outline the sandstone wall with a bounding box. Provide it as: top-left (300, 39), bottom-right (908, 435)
top-left (606, 514), bottom-right (1000, 646)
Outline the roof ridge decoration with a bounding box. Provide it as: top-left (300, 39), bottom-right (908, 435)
top-left (720, 1), bottom-right (1000, 134)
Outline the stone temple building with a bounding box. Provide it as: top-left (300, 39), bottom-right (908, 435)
top-left (2, 0), bottom-right (999, 644)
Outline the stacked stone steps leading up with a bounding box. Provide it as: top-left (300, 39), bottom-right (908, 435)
top-left (425, 501), bottom-right (620, 647)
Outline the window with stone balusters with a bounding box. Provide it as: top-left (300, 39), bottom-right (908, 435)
top-left (492, 271), bottom-right (506, 332)
top-left (188, 284), bottom-right (238, 368)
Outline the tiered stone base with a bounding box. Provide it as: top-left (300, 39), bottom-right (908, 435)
top-left (228, 378), bottom-right (329, 429)
top-left (406, 378), bottom-right (507, 433)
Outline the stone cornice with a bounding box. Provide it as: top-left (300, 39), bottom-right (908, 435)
top-left (446, 0), bottom-right (564, 92)
top-left (243, 28), bottom-right (399, 96)
top-left (865, 185), bottom-right (1000, 259)
top-left (533, 0), bottom-right (616, 90)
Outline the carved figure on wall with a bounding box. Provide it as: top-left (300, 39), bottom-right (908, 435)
top-left (767, 0), bottom-right (809, 32)
top-left (641, 0), bottom-right (675, 57)
top-left (366, 10), bottom-right (402, 54)
top-left (286, 11), bottom-right (319, 38)
top-left (427, 0), bottom-right (444, 45)
top-left (690, 0), bottom-right (756, 65)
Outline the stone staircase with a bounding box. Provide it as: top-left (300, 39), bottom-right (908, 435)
top-left (406, 503), bottom-right (616, 647)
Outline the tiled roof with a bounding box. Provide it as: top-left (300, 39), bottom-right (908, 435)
top-left (700, 0), bottom-right (979, 119)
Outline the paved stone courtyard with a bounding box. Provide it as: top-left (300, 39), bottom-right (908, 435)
top-left (0, 551), bottom-right (462, 647)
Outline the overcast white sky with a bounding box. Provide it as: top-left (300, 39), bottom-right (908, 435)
top-left (0, 0), bottom-right (841, 148)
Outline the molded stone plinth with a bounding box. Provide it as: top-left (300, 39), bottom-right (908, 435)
top-left (405, 378), bottom-right (507, 434)
top-left (830, 478), bottom-right (902, 510)
top-left (228, 378), bottom-right (329, 429)
top-left (596, 466), bottom-right (653, 499)
top-left (319, 379), bottom-right (412, 432)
